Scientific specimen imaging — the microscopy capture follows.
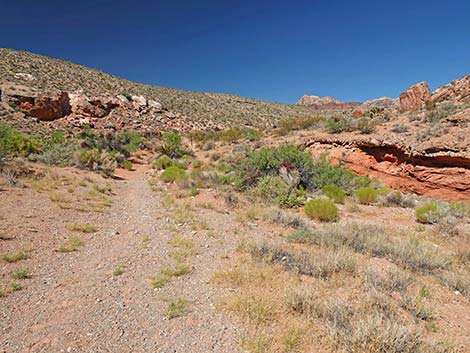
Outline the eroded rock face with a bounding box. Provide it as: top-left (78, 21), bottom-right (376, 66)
top-left (431, 75), bottom-right (470, 103)
top-left (305, 138), bottom-right (470, 200)
top-left (399, 82), bottom-right (431, 111)
top-left (16, 91), bottom-right (71, 121)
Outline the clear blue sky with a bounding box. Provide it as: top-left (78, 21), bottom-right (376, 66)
top-left (1, 0), bottom-right (469, 103)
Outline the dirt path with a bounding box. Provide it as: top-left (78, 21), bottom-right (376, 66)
top-left (1, 168), bottom-right (242, 352)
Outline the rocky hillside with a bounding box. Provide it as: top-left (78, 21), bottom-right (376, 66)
top-left (0, 48), bottom-right (314, 130)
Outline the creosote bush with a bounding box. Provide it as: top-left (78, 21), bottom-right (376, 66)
top-left (304, 198), bottom-right (338, 222)
top-left (239, 144), bottom-right (315, 189)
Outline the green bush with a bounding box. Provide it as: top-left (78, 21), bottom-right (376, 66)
top-left (322, 184), bottom-right (345, 204)
top-left (415, 203), bottom-right (442, 224)
top-left (153, 154), bottom-right (173, 170)
top-left (325, 117), bottom-right (353, 133)
top-left (355, 187), bottom-right (378, 204)
top-left (356, 117), bottom-right (376, 134)
top-left (311, 156), bottom-right (371, 192)
top-left (253, 176), bottom-right (305, 208)
top-left (156, 131), bottom-right (187, 158)
top-left (304, 199), bottom-right (338, 222)
top-left (0, 125), bottom-right (42, 158)
top-left (239, 144), bottom-right (315, 189)
top-left (123, 160), bottom-right (133, 171)
top-left (160, 166), bottom-right (187, 183)
top-left (73, 148), bottom-right (117, 175)
top-left (77, 126), bottom-right (145, 158)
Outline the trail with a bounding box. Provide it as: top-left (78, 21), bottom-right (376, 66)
top-left (1, 166), bottom-right (241, 352)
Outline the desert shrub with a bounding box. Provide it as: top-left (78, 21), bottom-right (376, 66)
top-left (153, 154), bottom-right (173, 170)
top-left (73, 148), bottom-right (117, 175)
top-left (156, 130), bottom-right (188, 158)
top-left (322, 184), bottom-right (345, 203)
top-left (253, 175), bottom-right (305, 208)
top-left (239, 144), bottom-right (315, 189)
top-left (26, 131), bottom-right (74, 166)
top-left (325, 117), bottom-right (353, 133)
top-left (244, 241), bottom-right (356, 279)
top-left (273, 116), bottom-right (325, 135)
top-left (391, 125), bottom-right (409, 133)
top-left (160, 166), bottom-right (187, 183)
top-left (304, 198), bottom-right (338, 222)
top-left (190, 128), bottom-right (262, 144)
top-left (123, 160), bottom-right (133, 170)
top-left (425, 101), bottom-right (459, 123)
top-left (449, 201), bottom-right (470, 219)
top-left (415, 203), bottom-right (442, 224)
top-left (114, 130), bottom-right (145, 155)
top-left (356, 117), bottom-right (376, 134)
top-left (289, 223), bottom-right (451, 274)
top-left (383, 190), bottom-right (415, 208)
top-left (0, 125), bottom-right (43, 158)
top-left (311, 156), bottom-right (372, 192)
top-left (262, 207), bottom-right (309, 229)
top-left (355, 187), bottom-right (378, 204)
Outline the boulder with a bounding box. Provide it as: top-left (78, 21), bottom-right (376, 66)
top-left (147, 99), bottom-right (162, 111)
top-left (131, 95), bottom-right (147, 107)
top-left (352, 109), bottom-right (366, 117)
top-left (69, 94), bottom-right (120, 118)
top-left (14, 73), bottom-right (36, 81)
top-left (399, 82), bottom-right (431, 111)
top-left (16, 91), bottom-right (71, 121)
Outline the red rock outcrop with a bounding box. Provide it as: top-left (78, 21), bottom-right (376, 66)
top-left (16, 91), bottom-right (71, 121)
top-left (399, 82), bottom-right (431, 111)
top-left (431, 75), bottom-right (470, 103)
top-left (304, 137), bottom-right (470, 200)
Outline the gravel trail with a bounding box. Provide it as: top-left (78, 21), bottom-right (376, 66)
top-left (1, 171), bottom-right (242, 352)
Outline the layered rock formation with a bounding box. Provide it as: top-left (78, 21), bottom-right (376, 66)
top-left (399, 82), bottom-right (431, 111)
top-left (431, 75), bottom-right (470, 103)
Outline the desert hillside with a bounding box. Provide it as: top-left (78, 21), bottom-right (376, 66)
top-left (1, 49), bottom-right (469, 353)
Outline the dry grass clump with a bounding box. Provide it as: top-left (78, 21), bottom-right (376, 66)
top-left (226, 295), bottom-right (276, 325)
top-left (287, 223), bottom-right (451, 274)
top-left (241, 241), bottom-right (356, 279)
top-left (363, 267), bottom-right (415, 294)
top-left (56, 236), bottom-right (83, 252)
top-left (1, 250), bottom-right (29, 263)
top-left (286, 286), bottom-right (460, 353)
top-left (262, 207), bottom-right (309, 229)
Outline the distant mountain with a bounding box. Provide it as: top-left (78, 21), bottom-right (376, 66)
top-left (296, 94), bottom-right (361, 110)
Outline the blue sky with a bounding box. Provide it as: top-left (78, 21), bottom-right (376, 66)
top-left (1, 0), bottom-right (469, 103)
